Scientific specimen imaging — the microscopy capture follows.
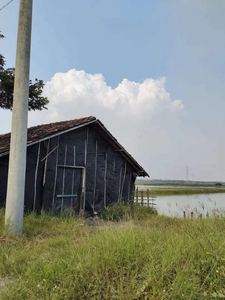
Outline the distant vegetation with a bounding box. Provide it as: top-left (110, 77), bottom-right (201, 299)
top-left (136, 179), bottom-right (224, 187)
top-left (1, 208), bottom-right (225, 299)
top-left (136, 187), bottom-right (225, 197)
top-left (135, 179), bottom-right (225, 196)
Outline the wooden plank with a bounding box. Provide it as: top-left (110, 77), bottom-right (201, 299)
top-left (136, 187), bottom-right (138, 203)
top-left (118, 167), bottom-right (122, 202)
top-left (103, 153), bottom-right (107, 208)
top-left (80, 136), bottom-right (87, 215)
top-left (58, 165), bottom-right (84, 169)
top-left (128, 173), bottom-right (131, 201)
top-left (147, 189), bottom-right (150, 207)
top-left (141, 190), bottom-right (144, 206)
top-left (41, 144), bottom-right (58, 162)
top-left (57, 194), bottom-right (77, 198)
top-left (120, 161), bottom-right (126, 200)
top-left (33, 141), bottom-right (41, 211)
top-left (43, 139), bottom-right (50, 186)
top-left (93, 140), bottom-right (98, 210)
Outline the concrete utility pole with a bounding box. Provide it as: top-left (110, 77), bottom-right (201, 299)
top-left (5, 0), bottom-right (33, 235)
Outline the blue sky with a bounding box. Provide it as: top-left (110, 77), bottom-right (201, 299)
top-left (1, 0), bottom-right (225, 180)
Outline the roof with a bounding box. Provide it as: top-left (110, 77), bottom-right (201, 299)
top-left (0, 116), bottom-right (149, 176)
top-left (0, 116), bottom-right (96, 155)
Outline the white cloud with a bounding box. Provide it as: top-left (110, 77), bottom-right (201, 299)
top-left (40, 69), bottom-right (184, 120)
top-left (2, 68), bottom-right (225, 180)
top-left (28, 69), bottom-right (185, 179)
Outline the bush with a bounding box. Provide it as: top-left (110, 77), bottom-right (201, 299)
top-left (99, 202), bottom-right (157, 221)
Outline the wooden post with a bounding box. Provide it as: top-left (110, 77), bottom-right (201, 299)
top-left (136, 187), bottom-right (138, 203)
top-left (103, 153), bottom-right (107, 208)
top-left (118, 167), bottom-right (122, 202)
top-left (127, 173), bottom-right (131, 201)
top-left (80, 167), bottom-right (86, 216)
top-left (61, 144), bottom-right (67, 211)
top-left (93, 140), bottom-right (98, 210)
top-left (71, 145), bottom-right (76, 209)
top-left (183, 211), bottom-right (186, 219)
top-left (191, 211), bottom-right (194, 219)
top-left (80, 138), bottom-right (87, 215)
top-left (147, 189), bottom-right (150, 207)
top-left (141, 190), bottom-right (144, 206)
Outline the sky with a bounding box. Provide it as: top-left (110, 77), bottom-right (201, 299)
top-left (1, 0), bottom-right (225, 181)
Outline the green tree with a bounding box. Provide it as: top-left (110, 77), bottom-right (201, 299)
top-left (0, 32), bottom-right (49, 111)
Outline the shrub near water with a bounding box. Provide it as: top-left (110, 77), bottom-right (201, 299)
top-left (100, 203), bottom-right (157, 221)
top-left (0, 208), bottom-right (225, 299)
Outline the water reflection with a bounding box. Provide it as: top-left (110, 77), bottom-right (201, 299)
top-left (156, 193), bottom-right (225, 217)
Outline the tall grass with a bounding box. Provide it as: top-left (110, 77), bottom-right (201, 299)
top-left (100, 203), bottom-right (157, 221)
top-left (0, 208), bottom-right (225, 299)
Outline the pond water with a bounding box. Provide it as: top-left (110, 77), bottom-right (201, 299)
top-left (154, 193), bottom-right (225, 217)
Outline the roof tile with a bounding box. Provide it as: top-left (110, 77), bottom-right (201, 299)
top-left (0, 116), bottom-right (96, 155)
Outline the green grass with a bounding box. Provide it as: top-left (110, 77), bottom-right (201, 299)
top-left (137, 188), bottom-right (225, 197)
top-left (0, 207), bottom-right (225, 299)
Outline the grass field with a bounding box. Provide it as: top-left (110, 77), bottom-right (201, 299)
top-left (0, 206), bottom-right (225, 299)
